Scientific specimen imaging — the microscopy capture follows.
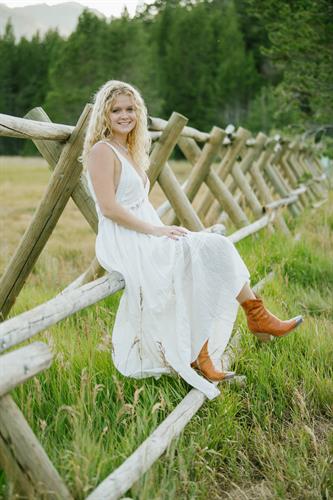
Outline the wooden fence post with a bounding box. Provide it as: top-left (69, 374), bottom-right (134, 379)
top-left (249, 140), bottom-right (291, 236)
top-left (165, 126), bottom-right (225, 225)
top-left (147, 112), bottom-right (205, 229)
top-left (288, 142), bottom-right (316, 204)
top-left (205, 170), bottom-right (249, 227)
top-left (25, 107), bottom-right (98, 234)
top-left (159, 162), bottom-right (204, 229)
top-left (0, 395), bottom-right (73, 499)
top-left (197, 128), bottom-right (252, 223)
top-left (0, 105), bottom-right (91, 321)
top-left (307, 150), bottom-right (329, 189)
top-left (262, 143), bottom-right (300, 217)
top-left (225, 136), bottom-right (261, 191)
top-left (294, 144), bottom-right (318, 201)
top-left (272, 144), bottom-right (296, 191)
top-left (283, 146), bottom-right (308, 208)
top-left (0, 342), bottom-right (70, 499)
top-left (1, 105), bottom-right (327, 499)
top-left (278, 146), bottom-right (298, 187)
top-left (0, 107), bottom-right (91, 498)
top-left (213, 132), bottom-right (273, 226)
top-left (289, 141), bottom-right (313, 198)
top-left (24, 107), bottom-right (106, 290)
top-left (228, 133), bottom-right (268, 219)
top-left (177, 131), bottom-right (249, 228)
top-left (147, 112), bottom-right (187, 185)
top-left (299, 145), bottom-right (325, 199)
top-left (309, 148), bottom-right (327, 185)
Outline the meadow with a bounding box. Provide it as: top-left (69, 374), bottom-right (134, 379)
top-left (0, 157), bottom-right (332, 499)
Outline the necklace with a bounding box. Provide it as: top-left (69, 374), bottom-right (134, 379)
top-left (112, 138), bottom-right (129, 155)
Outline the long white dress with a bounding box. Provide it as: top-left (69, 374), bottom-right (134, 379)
top-left (86, 140), bottom-right (251, 400)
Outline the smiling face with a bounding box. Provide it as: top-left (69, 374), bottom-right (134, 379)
top-left (109, 93), bottom-right (137, 142)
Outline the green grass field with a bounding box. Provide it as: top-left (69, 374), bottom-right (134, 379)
top-left (0, 158), bottom-right (332, 499)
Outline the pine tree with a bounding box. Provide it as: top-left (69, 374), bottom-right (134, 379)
top-left (150, 0), bottom-right (259, 130)
top-left (212, 0), bottom-right (259, 125)
top-left (45, 10), bottom-right (108, 123)
top-left (245, 0), bottom-right (333, 128)
top-left (0, 20), bottom-right (19, 154)
top-left (44, 9), bottom-right (159, 124)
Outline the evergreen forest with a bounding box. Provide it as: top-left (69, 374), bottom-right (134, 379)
top-left (1, 0), bottom-right (332, 156)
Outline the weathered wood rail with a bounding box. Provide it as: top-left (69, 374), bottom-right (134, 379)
top-left (0, 106), bottom-right (328, 499)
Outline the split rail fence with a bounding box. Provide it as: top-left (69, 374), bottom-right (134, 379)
top-left (0, 105), bottom-right (329, 499)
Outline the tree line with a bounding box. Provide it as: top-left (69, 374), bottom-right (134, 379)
top-left (0, 0), bottom-right (331, 156)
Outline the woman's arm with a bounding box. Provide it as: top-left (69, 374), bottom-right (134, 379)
top-left (87, 142), bottom-right (155, 235)
top-left (88, 143), bottom-right (189, 240)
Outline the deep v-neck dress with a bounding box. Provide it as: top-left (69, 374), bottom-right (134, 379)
top-left (86, 140), bottom-right (250, 400)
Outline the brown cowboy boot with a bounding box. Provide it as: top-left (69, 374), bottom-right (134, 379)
top-left (191, 339), bottom-right (235, 381)
top-left (241, 294), bottom-right (303, 342)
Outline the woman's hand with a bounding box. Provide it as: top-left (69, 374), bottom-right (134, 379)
top-left (151, 225), bottom-right (190, 240)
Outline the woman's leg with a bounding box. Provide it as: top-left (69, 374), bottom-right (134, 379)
top-left (237, 283), bottom-right (303, 339)
top-left (236, 282), bottom-right (256, 303)
top-left (191, 339), bottom-right (235, 381)
top-left (193, 284), bottom-right (259, 378)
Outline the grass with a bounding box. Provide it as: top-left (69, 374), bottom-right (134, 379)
top-left (0, 158), bottom-right (332, 499)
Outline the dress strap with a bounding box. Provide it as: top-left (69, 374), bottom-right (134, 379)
top-left (97, 140), bottom-right (148, 189)
top-left (98, 140), bottom-right (124, 165)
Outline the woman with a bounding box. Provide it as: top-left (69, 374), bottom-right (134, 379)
top-left (82, 80), bottom-right (302, 400)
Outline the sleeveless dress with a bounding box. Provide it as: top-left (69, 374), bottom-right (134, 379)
top-left (86, 140), bottom-right (251, 400)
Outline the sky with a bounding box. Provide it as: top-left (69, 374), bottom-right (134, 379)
top-left (1, 0), bottom-right (150, 18)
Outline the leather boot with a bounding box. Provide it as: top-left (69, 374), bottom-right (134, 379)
top-left (191, 340), bottom-right (235, 381)
top-left (241, 294), bottom-right (303, 341)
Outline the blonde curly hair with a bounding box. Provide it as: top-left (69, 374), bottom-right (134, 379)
top-left (81, 80), bottom-right (151, 171)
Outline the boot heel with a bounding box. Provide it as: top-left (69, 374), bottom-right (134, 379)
top-left (254, 332), bottom-right (272, 342)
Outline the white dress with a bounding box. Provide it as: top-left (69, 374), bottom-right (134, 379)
top-left (86, 140), bottom-right (250, 400)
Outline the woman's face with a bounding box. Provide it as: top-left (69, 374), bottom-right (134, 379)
top-left (109, 93), bottom-right (137, 139)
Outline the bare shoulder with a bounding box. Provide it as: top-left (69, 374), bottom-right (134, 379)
top-left (87, 141), bottom-right (117, 176)
top-left (87, 142), bottom-right (119, 209)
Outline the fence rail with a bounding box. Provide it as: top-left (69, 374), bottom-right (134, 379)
top-left (0, 106), bottom-right (328, 499)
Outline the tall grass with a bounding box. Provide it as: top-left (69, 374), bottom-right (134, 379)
top-left (0, 161), bottom-right (332, 499)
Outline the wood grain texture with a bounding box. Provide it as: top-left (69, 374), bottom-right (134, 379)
top-left (0, 105), bottom-right (91, 320)
top-left (0, 342), bottom-right (52, 397)
top-left (25, 107), bottom-right (99, 235)
top-left (166, 127), bottom-right (225, 226)
top-left (0, 395), bottom-right (73, 499)
top-left (0, 272), bottom-right (124, 354)
top-left (201, 127), bottom-right (252, 224)
top-left (148, 112), bottom-right (188, 187)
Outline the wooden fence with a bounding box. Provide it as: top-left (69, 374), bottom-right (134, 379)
top-left (0, 106), bottom-right (328, 499)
